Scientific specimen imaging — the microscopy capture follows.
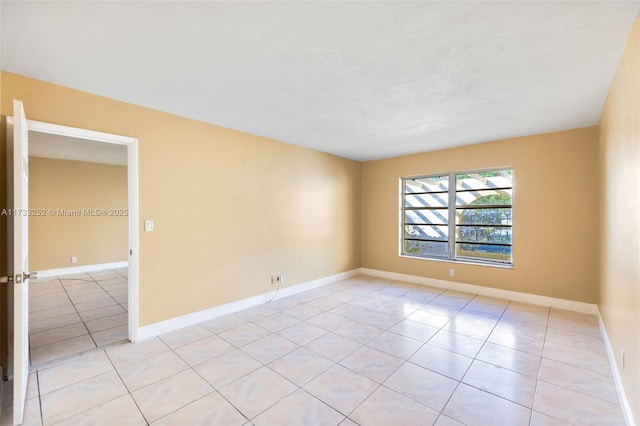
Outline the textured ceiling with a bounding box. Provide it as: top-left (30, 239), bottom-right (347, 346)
top-left (2, 1), bottom-right (639, 161)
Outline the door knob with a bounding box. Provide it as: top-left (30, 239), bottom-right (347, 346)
top-left (23, 272), bottom-right (38, 280)
top-left (12, 272), bottom-right (37, 284)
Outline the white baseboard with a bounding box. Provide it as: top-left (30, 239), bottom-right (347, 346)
top-left (597, 309), bottom-right (637, 426)
top-left (36, 261), bottom-right (128, 278)
top-left (139, 266), bottom-right (599, 341)
top-left (136, 268), bottom-right (360, 341)
top-left (360, 268), bottom-right (598, 314)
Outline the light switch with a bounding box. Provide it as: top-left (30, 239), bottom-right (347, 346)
top-left (145, 220), bottom-right (154, 232)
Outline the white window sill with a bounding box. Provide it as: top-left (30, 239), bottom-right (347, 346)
top-left (399, 254), bottom-right (515, 270)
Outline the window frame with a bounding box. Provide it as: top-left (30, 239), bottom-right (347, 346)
top-left (400, 167), bottom-right (514, 267)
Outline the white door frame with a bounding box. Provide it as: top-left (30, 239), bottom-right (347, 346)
top-left (25, 119), bottom-right (140, 342)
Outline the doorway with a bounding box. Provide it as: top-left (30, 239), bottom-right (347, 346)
top-left (19, 120), bottom-right (139, 370)
top-left (27, 135), bottom-right (131, 365)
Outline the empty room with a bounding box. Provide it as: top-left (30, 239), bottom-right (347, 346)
top-left (0, 1), bottom-right (638, 426)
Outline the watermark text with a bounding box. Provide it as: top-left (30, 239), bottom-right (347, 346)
top-left (1, 208), bottom-right (128, 217)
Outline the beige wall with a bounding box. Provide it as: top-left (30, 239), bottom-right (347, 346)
top-left (28, 157), bottom-right (128, 271)
top-left (0, 72), bottom-right (362, 326)
top-left (361, 127), bottom-right (600, 303)
top-left (599, 18), bottom-right (640, 421)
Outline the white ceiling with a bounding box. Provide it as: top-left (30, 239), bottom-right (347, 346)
top-left (29, 132), bottom-right (127, 166)
top-left (2, 1), bottom-right (639, 161)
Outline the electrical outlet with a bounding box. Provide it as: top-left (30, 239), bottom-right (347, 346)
top-left (270, 274), bottom-right (286, 286)
top-left (449, 268), bottom-right (455, 277)
top-left (71, 256), bottom-right (78, 264)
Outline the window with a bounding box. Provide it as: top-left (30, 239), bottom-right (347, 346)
top-left (402, 168), bottom-right (513, 265)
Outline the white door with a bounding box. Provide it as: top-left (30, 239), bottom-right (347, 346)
top-left (6, 99), bottom-right (34, 425)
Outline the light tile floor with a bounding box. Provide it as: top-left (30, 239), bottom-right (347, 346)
top-left (28, 268), bottom-right (129, 366)
top-left (1, 274), bottom-right (627, 425)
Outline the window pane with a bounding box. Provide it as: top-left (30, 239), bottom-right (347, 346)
top-left (406, 209), bottom-right (448, 225)
top-left (405, 175), bottom-right (448, 194)
top-left (456, 208), bottom-right (512, 226)
top-left (405, 193), bottom-right (448, 208)
top-left (456, 243), bottom-right (512, 263)
top-left (456, 170), bottom-right (513, 191)
top-left (456, 189), bottom-right (512, 207)
top-left (453, 168), bottom-right (513, 264)
top-left (404, 225), bottom-right (449, 241)
top-left (404, 240), bottom-right (448, 258)
top-left (401, 168), bottom-right (513, 265)
top-left (457, 226), bottom-right (512, 244)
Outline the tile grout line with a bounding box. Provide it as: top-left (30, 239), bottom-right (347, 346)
top-left (528, 304), bottom-right (551, 426)
top-left (431, 293), bottom-right (510, 424)
top-left (35, 371), bottom-right (43, 426)
top-left (92, 273), bottom-right (129, 315)
top-left (74, 271), bottom-right (128, 348)
top-left (165, 337), bottom-right (253, 424)
top-left (102, 347), bottom-right (151, 426)
top-left (57, 274), bottom-right (100, 351)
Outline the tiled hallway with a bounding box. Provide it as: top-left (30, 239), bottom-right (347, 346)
top-left (3, 274), bottom-right (627, 425)
top-left (29, 268), bottom-right (129, 366)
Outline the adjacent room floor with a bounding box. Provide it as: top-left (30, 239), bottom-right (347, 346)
top-left (28, 268), bottom-right (129, 366)
top-left (2, 274), bottom-right (626, 425)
